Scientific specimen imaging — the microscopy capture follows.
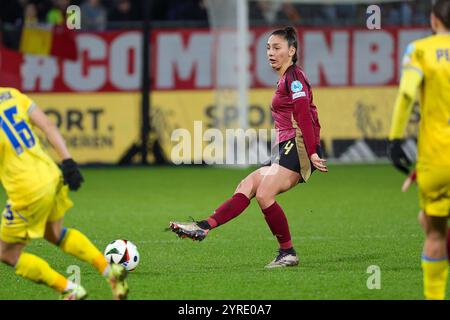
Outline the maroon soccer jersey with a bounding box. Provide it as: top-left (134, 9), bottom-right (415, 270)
top-left (271, 64), bottom-right (321, 158)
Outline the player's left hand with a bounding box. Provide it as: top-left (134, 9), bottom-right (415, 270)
top-left (387, 139), bottom-right (411, 175)
top-left (61, 159), bottom-right (84, 191)
top-left (310, 153), bottom-right (328, 172)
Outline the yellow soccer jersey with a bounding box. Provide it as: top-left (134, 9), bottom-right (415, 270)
top-left (0, 87), bottom-right (60, 208)
top-left (391, 34), bottom-right (450, 168)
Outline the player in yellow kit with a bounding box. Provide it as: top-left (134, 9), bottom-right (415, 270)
top-left (388, 0), bottom-right (450, 300)
top-left (0, 87), bottom-right (128, 300)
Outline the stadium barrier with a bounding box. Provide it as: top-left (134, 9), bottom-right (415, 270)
top-left (0, 27), bottom-right (426, 164)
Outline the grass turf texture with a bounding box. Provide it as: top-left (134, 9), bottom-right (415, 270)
top-left (0, 164), bottom-right (448, 300)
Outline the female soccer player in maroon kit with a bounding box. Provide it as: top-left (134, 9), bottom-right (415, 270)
top-left (170, 27), bottom-right (328, 268)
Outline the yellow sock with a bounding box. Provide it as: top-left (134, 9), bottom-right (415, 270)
top-left (15, 252), bottom-right (68, 293)
top-left (421, 255), bottom-right (449, 300)
top-left (59, 228), bottom-right (108, 275)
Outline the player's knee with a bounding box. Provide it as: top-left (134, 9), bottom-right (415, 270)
top-left (0, 248), bottom-right (19, 266)
top-left (427, 229), bottom-right (447, 241)
top-left (235, 179), bottom-right (255, 199)
top-left (255, 189), bottom-right (274, 208)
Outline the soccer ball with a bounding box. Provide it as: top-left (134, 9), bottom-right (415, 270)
top-left (104, 239), bottom-right (140, 271)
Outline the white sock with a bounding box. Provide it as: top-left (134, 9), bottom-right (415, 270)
top-left (102, 264), bottom-right (111, 277)
top-left (64, 281), bottom-right (77, 292)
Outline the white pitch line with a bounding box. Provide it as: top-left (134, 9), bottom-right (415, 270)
top-left (134, 233), bottom-right (421, 244)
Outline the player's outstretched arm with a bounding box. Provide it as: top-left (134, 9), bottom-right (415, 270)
top-left (388, 68), bottom-right (421, 140)
top-left (29, 105), bottom-right (84, 191)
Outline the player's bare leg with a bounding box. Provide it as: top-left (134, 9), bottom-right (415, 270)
top-left (0, 240), bottom-right (25, 266)
top-left (169, 166), bottom-right (271, 240)
top-left (422, 216), bottom-right (448, 257)
top-left (234, 166), bottom-right (273, 199)
top-left (419, 210), bottom-right (450, 260)
top-left (255, 164), bottom-right (300, 209)
top-left (254, 164), bottom-right (301, 268)
top-left (420, 213), bottom-right (449, 300)
top-left (418, 210), bottom-right (426, 229)
top-left (44, 218), bottom-right (129, 300)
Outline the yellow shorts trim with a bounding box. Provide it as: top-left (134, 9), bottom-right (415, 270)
top-left (0, 180), bottom-right (73, 244)
top-left (417, 167), bottom-right (450, 218)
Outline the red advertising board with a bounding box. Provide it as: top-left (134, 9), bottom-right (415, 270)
top-left (0, 27), bottom-right (430, 92)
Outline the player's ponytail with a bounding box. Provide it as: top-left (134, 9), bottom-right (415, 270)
top-left (432, 0), bottom-right (450, 29)
top-left (270, 26), bottom-right (299, 64)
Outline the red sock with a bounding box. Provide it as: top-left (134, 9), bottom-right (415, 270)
top-left (262, 201), bottom-right (293, 249)
top-left (208, 193), bottom-right (250, 228)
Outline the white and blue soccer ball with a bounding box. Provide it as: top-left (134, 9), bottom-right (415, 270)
top-left (104, 239), bottom-right (140, 272)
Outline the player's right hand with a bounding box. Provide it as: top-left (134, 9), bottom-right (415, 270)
top-left (61, 159), bottom-right (84, 191)
top-left (387, 139), bottom-right (411, 175)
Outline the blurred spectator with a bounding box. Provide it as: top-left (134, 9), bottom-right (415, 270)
top-left (282, 3), bottom-right (301, 23)
top-left (167, 0), bottom-right (207, 21)
top-left (412, 1), bottom-right (430, 26)
top-left (400, 2), bottom-right (413, 26)
top-left (252, 1), bottom-right (300, 25)
top-left (0, 0), bottom-right (434, 29)
top-left (81, 0), bottom-right (107, 31)
top-left (0, 0), bottom-right (27, 25)
top-left (384, 4), bottom-right (400, 26)
top-left (257, 1), bottom-right (281, 24)
top-left (24, 2), bottom-right (39, 25)
top-left (47, 0), bottom-right (70, 25)
top-left (335, 4), bottom-right (358, 26)
top-left (109, 0), bottom-right (136, 21)
top-left (321, 5), bottom-right (338, 23)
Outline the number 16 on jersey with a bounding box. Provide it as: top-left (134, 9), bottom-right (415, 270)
top-left (0, 106), bottom-right (35, 155)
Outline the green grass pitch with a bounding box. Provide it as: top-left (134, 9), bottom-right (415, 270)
top-left (0, 164), bottom-right (448, 300)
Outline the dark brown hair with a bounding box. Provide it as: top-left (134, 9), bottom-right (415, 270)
top-left (433, 0), bottom-right (450, 29)
top-left (270, 26), bottom-right (299, 64)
